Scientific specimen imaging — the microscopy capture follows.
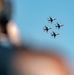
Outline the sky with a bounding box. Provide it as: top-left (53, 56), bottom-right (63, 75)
top-left (13, 0), bottom-right (74, 67)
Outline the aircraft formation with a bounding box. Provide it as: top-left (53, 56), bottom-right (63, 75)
top-left (43, 16), bottom-right (64, 38)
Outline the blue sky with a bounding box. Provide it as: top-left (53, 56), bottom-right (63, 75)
top-left (13, 0), bottom-right (74, 64)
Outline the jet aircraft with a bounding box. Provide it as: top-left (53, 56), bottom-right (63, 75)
top-left (51, 31), bottom-right (59, 38)
top-left (47, 16), bottom-right (56, 23)
top-left (55, 23), bottom-right (64, 29)
top-left (43, 26), bottom-right (52, 33)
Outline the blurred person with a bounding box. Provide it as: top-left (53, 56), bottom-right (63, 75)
top-left (0, 1), bottom-right (71, 75)
top-left (0, 0), bottom-right (21, 75)
top-left (0, 0), bottom-right (21, 47)
top-left (11, 48), bottom-right (70, 75)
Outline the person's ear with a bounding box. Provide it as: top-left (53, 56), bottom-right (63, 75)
top-left (7, 22), bottom-right (21, 46)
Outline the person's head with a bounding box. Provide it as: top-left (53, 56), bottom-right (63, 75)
top-left (0, 0), bottom-right (12, 34)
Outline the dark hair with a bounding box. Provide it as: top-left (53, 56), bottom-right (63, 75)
top-left (0, 0), bottom-right (12, 34)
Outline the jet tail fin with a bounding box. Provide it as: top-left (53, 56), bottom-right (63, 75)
top-left (61, 25), bottom-right (64, 26)
top-left (56, 33), bottom-right (59, 35)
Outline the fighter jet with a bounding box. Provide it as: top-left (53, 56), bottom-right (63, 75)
top-left (51, 31), bottom-right (59, 38)
top-left (55, 23), bottom-right (64, 29)
top-left (47, 16), bottom-right (56, 23)
top-left (43, 26), bottom-right (52, 33)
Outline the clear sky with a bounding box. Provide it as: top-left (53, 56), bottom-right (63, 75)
top-left (13, 0), bottom-right (74, 65)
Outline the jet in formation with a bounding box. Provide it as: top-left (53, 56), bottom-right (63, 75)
top-left (47, 16), bottom-right (56, 23)
top-left (43, 26), bottom-right (52, 33)
top-left (51, 31), bottom-right (59, 38)
top-left (55, 23), bottom-right (64, 29)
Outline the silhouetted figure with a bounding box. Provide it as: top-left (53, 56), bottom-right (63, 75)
top-left (0, 0), bottom-right (21, 75)
top-left (47, 16), bottom-right (56, 23)
top-left (43, 26), bottom-right (52, 33)
top-left (55, 23), bottom-right (64, 29)
top-left (0, 0), bottom-right (12, 34)
top-left (0, 0), bottom-right (21, 46)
